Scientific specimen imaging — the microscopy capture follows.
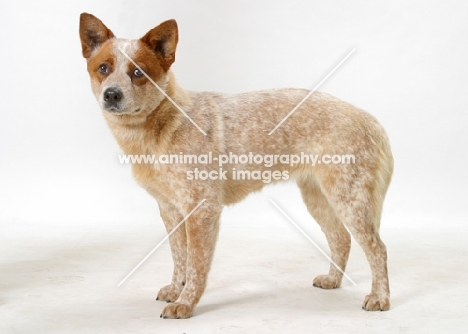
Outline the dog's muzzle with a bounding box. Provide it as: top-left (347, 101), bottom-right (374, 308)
top-left (103, 87), bottom-right (123, 112)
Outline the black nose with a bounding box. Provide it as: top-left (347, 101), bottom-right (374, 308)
top-left (103, 87), bottom-right (123, 105)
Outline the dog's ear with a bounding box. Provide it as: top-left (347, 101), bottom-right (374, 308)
top-left (79, 13), bottom-right (115, 59)
top-left (140, 19), bottom-right (178, 71)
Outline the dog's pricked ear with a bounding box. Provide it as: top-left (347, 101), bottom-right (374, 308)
top-left (140, 19), bottom-right (178, 71)
top-left (79, 13), bottom-right (115, 59)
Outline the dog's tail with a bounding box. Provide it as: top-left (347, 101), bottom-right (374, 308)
top-left (370, 128), bottom-right (394, 232)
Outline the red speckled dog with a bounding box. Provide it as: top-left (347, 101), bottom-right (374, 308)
top-left (79, 13), bottom-right (393, 319)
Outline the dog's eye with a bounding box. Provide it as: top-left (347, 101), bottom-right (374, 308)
top-left (133, 68), bottom-right (144, 78)
top-left (98, 64), bottom-right (109, 75)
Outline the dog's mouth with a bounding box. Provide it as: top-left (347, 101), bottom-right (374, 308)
top-left (104, 104), bottom-right (124, 113)
top-left (107, 105), bottom-right (121, 112)
top-left (104, 104), bottom-right (141, 114)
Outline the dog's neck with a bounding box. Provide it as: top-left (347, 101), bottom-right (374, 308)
top-left (103, 73), bottom-right (188, 155)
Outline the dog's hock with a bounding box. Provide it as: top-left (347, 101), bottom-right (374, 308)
top-left (140, 19), bottom-right (179, 71)
top-left (79, 13), bottom-right (115, 58)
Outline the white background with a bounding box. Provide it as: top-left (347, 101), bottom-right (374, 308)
top-left (1, 1), bottom-right (467, 333)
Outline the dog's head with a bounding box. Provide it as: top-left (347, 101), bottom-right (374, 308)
top-left (79, 13), bottom-right (178, 121)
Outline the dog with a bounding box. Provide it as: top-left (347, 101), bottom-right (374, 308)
top-left (79, 13), bottom-right (393, 319)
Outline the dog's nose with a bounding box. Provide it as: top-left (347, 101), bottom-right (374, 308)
top-left (103, 87), bottom-right (123, 104)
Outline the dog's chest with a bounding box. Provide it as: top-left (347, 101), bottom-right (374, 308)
top-left (131, 157), bottom-right (189, 203)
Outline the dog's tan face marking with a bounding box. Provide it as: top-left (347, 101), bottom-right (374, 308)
top-left (80, 13), bottom-right (176, 123)
top-left (86, 39), bottom-right (168, 120)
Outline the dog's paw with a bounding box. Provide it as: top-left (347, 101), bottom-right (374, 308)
top-left (156, 284), bottom-right (182, 303)
top-left (362, 293), bottom-right (390, 311)
top-left (313, 274), bottom-right (340, 289)
top-left (160, 302), bottom-right (193, 319)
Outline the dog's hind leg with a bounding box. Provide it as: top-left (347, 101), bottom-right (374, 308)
top-left (156, 200), bottom-right (188, 303)
top-left (317, 163), bottom-right (391, 311)
top-left (297, 175), bottom-right (351, 289)
top-left (160, 200), bottom-right (222, 319)
top-left (334, 198), bottom-right (390, 311)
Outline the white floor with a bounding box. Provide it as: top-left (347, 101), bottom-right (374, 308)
top-left (1, 197), bottom-right (467, 333)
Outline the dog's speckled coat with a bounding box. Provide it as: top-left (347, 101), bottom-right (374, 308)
top-left (80, 13), bottom-right (393, 319)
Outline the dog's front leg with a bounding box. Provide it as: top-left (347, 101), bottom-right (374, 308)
top-left (160, 202), bottom-right (222, 319)
top-left (156, 201), bottom-right (187, 303)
